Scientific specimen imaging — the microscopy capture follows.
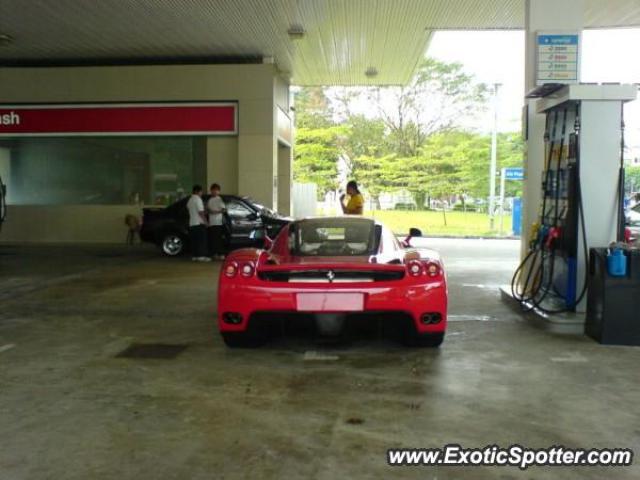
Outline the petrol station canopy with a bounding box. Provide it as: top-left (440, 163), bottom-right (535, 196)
top-left (1, 0), bottom-right (640, 86)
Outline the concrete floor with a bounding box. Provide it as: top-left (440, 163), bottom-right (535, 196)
top-left (0, 239), bottom-right (638, 479)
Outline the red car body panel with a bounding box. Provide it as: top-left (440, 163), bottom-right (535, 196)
top-left (217, 218), bottom-right (448, 336)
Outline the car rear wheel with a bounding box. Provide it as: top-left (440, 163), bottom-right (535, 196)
top-left (403, 331), bottom-right (444, 348)
top-left (161, 233), bottom-right (185, 256)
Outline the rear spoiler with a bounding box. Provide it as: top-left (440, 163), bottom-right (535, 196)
top-left (256, 262), bottom-right (407, 273)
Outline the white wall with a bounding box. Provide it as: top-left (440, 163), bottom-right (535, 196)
top-left (292, 183), bottom-right (317, 218)
top-left (1, 205), bottom-right (141, 244)
top-left (0, 63), bottom-right (289, 243)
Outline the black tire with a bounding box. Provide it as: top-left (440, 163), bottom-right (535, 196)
top-left (160, 232), bottom-right (186, 256)
top-left (221, 331), bottom-right (267, 348)
top-left (403, 331), bottom-right (444, 348)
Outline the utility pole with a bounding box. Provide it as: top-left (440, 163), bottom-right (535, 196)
top-left (488, 83), bottom-right (501, 230)
top-left (499, 167), bottom-right (506, 234)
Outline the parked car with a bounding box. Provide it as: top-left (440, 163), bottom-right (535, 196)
top-left (217, 216), bottom-right (447, 348)
top-left (626, 202), bottom-right (640, 224)
top-left (140, 195), bottom-right (291, 256)
top-left (625, 203), bottom-right (640, 243)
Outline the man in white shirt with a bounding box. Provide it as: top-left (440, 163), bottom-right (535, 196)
top-left (207, 183), bottom-right (227, 260)
top-left (186, 185), bottom-right (210, 262)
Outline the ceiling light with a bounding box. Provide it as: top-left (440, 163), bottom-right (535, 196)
top-left (287, 25), bottom-right (306, 40)
top-left (0, 34), bottom-right (13, 46)
top-left (365, 67), bottom-right (378, 78)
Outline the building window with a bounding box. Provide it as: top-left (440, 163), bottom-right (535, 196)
top-left (0, 137), bottom-right (197, 206)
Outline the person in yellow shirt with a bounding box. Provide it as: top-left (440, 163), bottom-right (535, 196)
top-left (340, 180), bottom-right (364, 215)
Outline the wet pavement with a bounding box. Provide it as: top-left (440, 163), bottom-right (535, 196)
top-left (0, 239), bottom-right (639, 479)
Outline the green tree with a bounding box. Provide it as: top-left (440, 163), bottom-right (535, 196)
top-left (351, 58), bottom-right (489, 207)
top-left (456, 132), bottom-right (524, 200)
top-left (625, 165), bottom-right (640, 196)
top-left (294, 87), bottom-right (333, 129)
top-left (293, 87), bottom-right (344, 197)
top-left (351, 153), bottom-right (397, 209)
top-left (387, 131), bottom-right (523, 217)
top-left (294, 125), bottom-right (346, 197)
top-left (342, 115), bottom-right (389, 204)
top-left (293, 61), bottom-right (504, 211)
top-left (367, 58), bottom-right (488, 158)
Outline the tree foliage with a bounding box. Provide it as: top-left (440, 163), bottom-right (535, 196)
top-left (292, 58), bottom-right (523, 214)
top-left (293, 87), bottom-right (344, 196)
top-left (294, 125), bottom-right (346, 196)
top-left (367, 58), bottom-right (489, 157)
top-left (294, 87), bottom-right (333, 129)
top-left (625, 165), bottom-right (640, 195)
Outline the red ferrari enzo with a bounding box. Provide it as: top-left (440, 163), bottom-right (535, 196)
top-left (217, 216), bottom-right (447, 348)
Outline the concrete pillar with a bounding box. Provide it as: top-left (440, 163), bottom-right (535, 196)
top-left (238, 98), bottom-right (278, 208)
top-left (277, 143), bottom-right (292, 215)
top-left (522, 0), bottom-right (584, 258)
top-left (274, 75), bottom-right (293, 215)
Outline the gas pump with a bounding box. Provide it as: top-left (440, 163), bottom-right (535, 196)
top-left (511, 84), bottom-right (637, 316)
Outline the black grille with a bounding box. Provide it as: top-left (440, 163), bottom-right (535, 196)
top-left (258, 269), bottom-right (404, 282)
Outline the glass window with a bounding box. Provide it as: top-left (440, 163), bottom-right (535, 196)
top-left (226, 199), bottom-right (253, 218)
top-left (0, 136), bottom-right (196, 206)
top-left (246, 198), bottom-right (275, 216)
top-left (291, 218), bottom-right (377, 256)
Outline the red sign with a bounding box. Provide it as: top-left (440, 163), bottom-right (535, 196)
top-left (0, 102), bottom-right (237, 136)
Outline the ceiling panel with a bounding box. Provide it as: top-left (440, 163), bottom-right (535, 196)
top-left (584, 0), bottom-right (640, 28)
top-left (0, 0), bottom-right (639, 86)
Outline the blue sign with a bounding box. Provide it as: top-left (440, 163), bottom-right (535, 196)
top-left (504, 168), bottom-right (524, 181)
top-left (536, 32), bottom-right (579, 84)
top-left (537, 34), bottom-right (579, 46)
top-left (512, 198), bottom-right (522, 237)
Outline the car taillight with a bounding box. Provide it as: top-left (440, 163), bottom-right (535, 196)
top-left (425, 262), bottom-right (440, 277)
top-left (408, 260), bottom-right (423, 277)
top-left (224, 262), bottom-right (239, 278)
top-left (240, 262), bottom-right (255, 278)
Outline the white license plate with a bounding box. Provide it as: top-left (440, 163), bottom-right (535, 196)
top-left (296, 293), bottom-right (364, 312)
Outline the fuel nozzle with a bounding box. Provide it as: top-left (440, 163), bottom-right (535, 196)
top-left (529, 222), bottom-right (541, 248)
top-left (545, 227), bottom-right (561, 248)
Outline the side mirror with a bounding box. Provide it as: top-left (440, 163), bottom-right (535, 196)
top-left (402, 228), bottom-right (423, 248)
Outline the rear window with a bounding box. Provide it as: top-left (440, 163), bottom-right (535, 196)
top-left (289, 218), bottom-right (378, 256)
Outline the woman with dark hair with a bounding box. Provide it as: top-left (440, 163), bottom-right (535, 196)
top-left (340, 180), bottom-right (364, 215)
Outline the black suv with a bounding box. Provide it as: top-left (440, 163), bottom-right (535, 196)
top-left (140, 195), bottom-right (291, 256)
